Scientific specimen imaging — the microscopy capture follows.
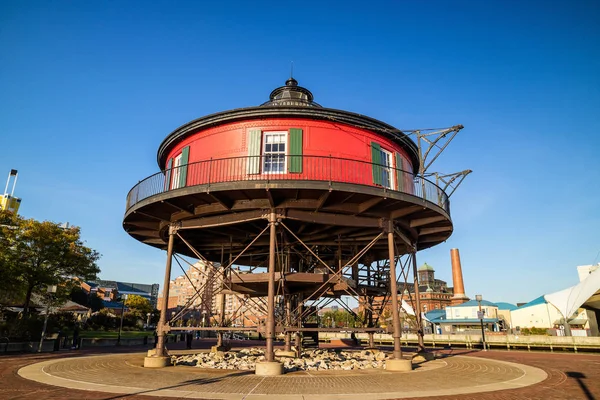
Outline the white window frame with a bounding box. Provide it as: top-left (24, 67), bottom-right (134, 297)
top-left (378, 147), bottom-right (395, 189)
top-left (262, 131), bottom-right (287, 174)
top-left (171, 153), bottom-right (183, 189)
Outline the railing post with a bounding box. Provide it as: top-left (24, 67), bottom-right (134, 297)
top-left (329, 154), bottom-right (332, 187)
top-left (207, 158), bottom-right (212, 191)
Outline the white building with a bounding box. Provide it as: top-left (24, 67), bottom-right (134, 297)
top-left (510, 296), bottom-right (563, 330)
top-left (510, 265), bottom-right (600, 336)
top-left (440, 299), bottom-right (500, 333)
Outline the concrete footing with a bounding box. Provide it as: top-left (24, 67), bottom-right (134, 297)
top-left (412, 351), bottom-right (436, 363)
top-left (211, 345), bottom-right (230, 353)
top-left (147, 348), bottom-right (169, 357)
top-left (385, 358), bottom-right (413, 371)
top-left (275, 350), bottom-right (296, 358)
top-left (255, 361), bottom-right (284, 376)
top-left (143, 356), bottom-right (171, 368)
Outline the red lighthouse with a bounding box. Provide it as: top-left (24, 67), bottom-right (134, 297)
top-left (125, 78), bottom-right (461, 373)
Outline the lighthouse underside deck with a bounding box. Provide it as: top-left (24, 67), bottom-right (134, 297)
top-left (225, 272), bottom-right (387, 297)
top-left (124, 180), bottom-right (453, 264)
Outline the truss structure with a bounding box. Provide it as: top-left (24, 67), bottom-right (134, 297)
top-left (153, 212), bottom-right (431, 361)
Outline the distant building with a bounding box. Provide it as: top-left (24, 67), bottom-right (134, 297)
top-left (83, 280), bottom-right (159, 308)
top-left (157, 261), bottom-right (266, 326)
top-left (442, 299), bottom-right (499, 333)
top-left (577, 263), bottom-right (600, 282)
top-left (367, 262), bottom-right (455, 320)
top-left (510, 296), bottom-right (562, 331)
top-left (425, 300), bottom-right (516, 334)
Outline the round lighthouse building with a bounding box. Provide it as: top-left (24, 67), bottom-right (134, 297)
top-left (124, 78), bottom-right (455, 372)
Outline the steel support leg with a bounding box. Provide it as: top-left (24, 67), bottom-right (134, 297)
top-left (217, 248), bottom-right (227, 348)
top-left (156, 229), bottom-right (175, 357)
top-left (296, 294), bottom-right (303, 354)
top-left (387, 220), bottom-right (403, 359)
top-left (265, 211), bottom-right (277, 362)
top-left (284, 296), bottom-right (292, 352)
top-left (411, 251), bottom-right (425, 351)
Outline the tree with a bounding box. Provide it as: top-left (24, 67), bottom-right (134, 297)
top-left (0, 210), bottom-right (101, 313)
top-left (0, 211), bottom-right (23, 299)
top-left (321, 309), bottom-right (356, 328)
top-left (125, 294), bottom-right (153, 315)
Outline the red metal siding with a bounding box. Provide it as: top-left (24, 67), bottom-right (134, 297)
top-left (165, 118), bottom-right (415, 191)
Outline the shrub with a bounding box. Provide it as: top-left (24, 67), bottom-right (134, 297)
top-left (519, 327), bottom-right (548, 336)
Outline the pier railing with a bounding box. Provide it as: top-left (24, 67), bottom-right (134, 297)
top-left (126, 155), bottom-right (450, 213)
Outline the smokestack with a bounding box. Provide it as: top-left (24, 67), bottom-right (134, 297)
top-left (450, 248), bottom-right (469, 303)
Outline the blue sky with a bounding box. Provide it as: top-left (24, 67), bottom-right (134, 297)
top-left (1, 1), bottom-right (599, 305)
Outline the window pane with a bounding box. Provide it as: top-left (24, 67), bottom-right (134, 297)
top-left (263, 131), bottom-right (288, 173)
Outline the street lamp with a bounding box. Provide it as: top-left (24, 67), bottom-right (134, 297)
top-left (146, 312), bottom-right (152, 328)
top-left (38, 285), bottom-right (57, 352)
top-left (475, 294), bottom-right (487, 351)
top-left (117, 294), bottom-right (128, 345)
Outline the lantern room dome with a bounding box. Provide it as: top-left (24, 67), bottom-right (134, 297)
top-left (261, 78), bottom-right (322, 107)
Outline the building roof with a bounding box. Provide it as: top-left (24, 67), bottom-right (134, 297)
top-left (424, 309), bottom-right (446, 323)
top-left (517, 295), bottom-right (547, 309)
top-left (495, 302), bottom-right (518, 311)
top-left (87, 280), bottom-right (156, 296)
top-left (156, 78), bottom-right (421, 173)
top-left (261, 78), bottom-right (321, 108)
top-left (117, 282), bottom-right (149, 294)
top-left (418, 263), bottom-right (435, 272)
top-left (449, 299), bottom-right (497, 308)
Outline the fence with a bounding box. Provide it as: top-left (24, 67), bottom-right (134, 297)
top-left (126, 155), bottom-right (449, 213)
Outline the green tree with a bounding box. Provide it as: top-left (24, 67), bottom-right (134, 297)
top-left (0, 211), bottom-right (23, 299)
top-left (321, 309), bottom-right (356, 328)
top-left (0, 210), bottom-right (101, 313)
top-left (125, 294), bottom-right (153, 314)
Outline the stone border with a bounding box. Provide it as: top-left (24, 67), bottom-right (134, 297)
top-left (18, 354), bottom-right (548, 400)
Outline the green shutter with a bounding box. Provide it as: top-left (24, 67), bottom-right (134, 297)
top-left (395, 153), bottom-right (404, 192)
top-left (371, 142), bottom-right (382, 185)
top-left (165, 158), bottom-right (173, 190)
top-left (288, 128), bottom-right (303, 173)
top-left (179, 146), bottom-right (189, 188)
top-left (247, 129), bottom-right (261, 174)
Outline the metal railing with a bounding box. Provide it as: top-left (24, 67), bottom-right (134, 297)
top-left (125, 155), bottom-right (450, 213)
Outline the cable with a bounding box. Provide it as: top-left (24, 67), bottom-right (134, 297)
top-left (592, 249), bottom-right (600, 265)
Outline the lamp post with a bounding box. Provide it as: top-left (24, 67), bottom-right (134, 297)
top-left (38, 285), bottom-right (57, 353)
top-left (146, 312), bottom-right (152, 328)
top-left (117, 294), bottom-right (128, 345)
top-left (475, 294), bottom-right (487, 351)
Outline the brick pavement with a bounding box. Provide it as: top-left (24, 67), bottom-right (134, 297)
top-left (1, 343), bottom-right (599, 399)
